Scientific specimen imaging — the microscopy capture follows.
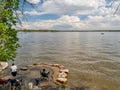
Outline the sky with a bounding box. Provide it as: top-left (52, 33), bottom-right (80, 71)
top-left (16, 0), bottom-right (120, 30)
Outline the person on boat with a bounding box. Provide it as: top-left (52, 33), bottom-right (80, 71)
top-left (10, 63), bottom-right (17, 77)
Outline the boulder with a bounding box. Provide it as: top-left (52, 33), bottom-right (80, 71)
top-left (0, 62), bottom-right (8, 72)
top-left (56, 78), bottom-right (67, 84)
top-left (58, 72), bottom-right (67, 78)
top-left (60, 69), bottom-right (69, 73)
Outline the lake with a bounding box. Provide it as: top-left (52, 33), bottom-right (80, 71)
top-left (15, 32), bottom-right (120, 90)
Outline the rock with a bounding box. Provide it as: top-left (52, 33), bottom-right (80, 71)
top-left (20, 67), bottom-right (28, 71)
top-left (33, 63), bottom-right (38, 65)
top-left (58, 72), bottom-right (67, 78)
top-left (60, 69), bottom-right (69, 73)
top-left (1, 76), bottom-right (11, 80)
top-left (51, 64), bottom-right (69, 85)
top-left (40, 63), bottom-right (48, 65)
top-left (33, 63), bottom-right (48, 66)
top-left (1, 62), bottom-right (69, 88)
top-left (51, 64), bottom-right (60, 68)
top-left (56, 78), bottom-right (67, 84)
top-left (59, 65), bottom-right (65, 69)
top-left (0, 62), bottom-right (8, 72)
top-left (28, 82), bottom-right (33, 89)
top-left (33, 86), bottom-right (39, 89)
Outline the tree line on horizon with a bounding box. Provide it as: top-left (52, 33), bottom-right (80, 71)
top-left (18, 29), bottom-right (120, 32)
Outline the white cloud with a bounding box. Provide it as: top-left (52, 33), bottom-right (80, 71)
top-left (17, 15), bottom-right (83, 30)
top-left (17, 0), bottom-right (120, 30)
top-left (26, 0), bottom-right (40, 4)
top-left (96, 7), bottom-right (112, 15)
top-left (24, 10), bottom-right (45, 15)
top-left (86, 15), bottom-right (120, 30)
top-left (17, 15), bottom-right (120, 30)
top-left (38, 0), bottom-right (106, 15)
top-left (24, 0), bottom-right (119, 16)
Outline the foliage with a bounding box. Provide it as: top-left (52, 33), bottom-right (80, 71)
top-left (0, 0), bottom-right (20, 61)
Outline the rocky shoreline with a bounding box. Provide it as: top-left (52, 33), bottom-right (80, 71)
top-left (0, 62), bottom-right (104, 90)
top-left (0, 62), bottom-right (69, 90)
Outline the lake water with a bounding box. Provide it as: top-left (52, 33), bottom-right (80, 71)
top-left (15, 32), bottom-right (120, 90)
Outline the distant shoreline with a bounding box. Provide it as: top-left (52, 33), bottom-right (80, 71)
top-left (18, 30), bottom-right (120, 32)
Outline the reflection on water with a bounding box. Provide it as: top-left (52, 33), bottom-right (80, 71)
top-left (15, 32), bottom-right (120, 90)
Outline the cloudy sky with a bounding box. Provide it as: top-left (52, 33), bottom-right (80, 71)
top-left (17, 0), bottom-right (120, 30)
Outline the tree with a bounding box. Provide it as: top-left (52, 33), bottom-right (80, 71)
top-left (0, 0), bottom-right (20, 62)
top-left (0, 0), bottom-right (38, 62)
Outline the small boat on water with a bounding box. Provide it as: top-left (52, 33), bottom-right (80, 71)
top-left (101, 32), bottom-right (104, 35)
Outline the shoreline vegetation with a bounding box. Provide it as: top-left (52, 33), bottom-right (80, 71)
top-left (18, 30), bottom-right (120, 32)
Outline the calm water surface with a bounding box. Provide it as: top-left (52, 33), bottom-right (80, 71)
top-left (15, 32), bottom-right (120, 90)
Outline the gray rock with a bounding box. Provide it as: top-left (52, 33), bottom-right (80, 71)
top-left (0, 62), bottom-right (8, 72)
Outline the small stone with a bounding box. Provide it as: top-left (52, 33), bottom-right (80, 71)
top-left (20, 67), bottom-right (28, 71)
top-left (33, 63), bottom-right (38, 65)
top-left (33, 86), bottom-right (39, 89)
top-left (28, 82), bottom-right (33, 89)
